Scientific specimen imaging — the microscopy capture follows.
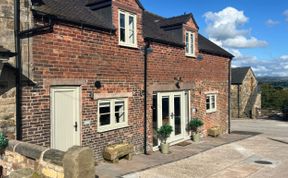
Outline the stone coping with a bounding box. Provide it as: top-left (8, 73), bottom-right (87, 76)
top-left (7, 140), bottom-right (65, 166)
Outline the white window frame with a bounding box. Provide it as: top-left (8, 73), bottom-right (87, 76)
top-left (118, 10), bottom-right (137, 48)
top-left (97, 98), bottom-right (128, 132)
top-left (206, 94), bottom-right (217, 113)
top-left (185, 31), bottom-right (196, 57)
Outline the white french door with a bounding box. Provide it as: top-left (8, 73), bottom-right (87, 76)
top-left (157, 91), bottom-right (186, 143)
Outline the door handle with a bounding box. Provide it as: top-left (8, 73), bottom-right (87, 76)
top-left (74, 122), bottom-right (78, 131)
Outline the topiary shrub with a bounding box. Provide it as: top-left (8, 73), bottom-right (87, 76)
top-left (157, 124), bottom-right (173, 144)
top-left (189, 118), bottom-right (204, 134)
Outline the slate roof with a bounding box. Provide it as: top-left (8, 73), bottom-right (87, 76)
top-left (143, 11), bottom-right (233, 58)
top-left (231, 67), bottom-right (251, 84)
top-left (32, 0), bottom-right (115, 31)
top-left (31, 0), bottom-right (233, 58)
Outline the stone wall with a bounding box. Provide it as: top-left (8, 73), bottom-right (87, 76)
top-left (231, 69), bottom-right (261, 119)
top-left (0, 140), bottom-right (95, 178)
top-left (0, 0), bottom-right (33, 139)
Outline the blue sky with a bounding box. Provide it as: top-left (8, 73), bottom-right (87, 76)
top-left (141, 0), bottom-right (288, 77)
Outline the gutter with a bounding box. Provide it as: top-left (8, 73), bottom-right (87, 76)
top-left (228, 58), bottom-right (232, 134)
top-left (143, 41), bottom-right (150, 155)
top-left (15, 0), bottom-right (22, 140)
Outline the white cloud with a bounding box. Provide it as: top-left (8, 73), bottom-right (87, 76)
top-left (265, 19), bottom-right (280, 27)
top-left (203, 7), bottom-right (268, 49)
top-left (284, 10), bottom-right (288, 22)
top-left (223, 36), bottom-right (267, 48)
top-left (233, 54), bottom-right (288, 77)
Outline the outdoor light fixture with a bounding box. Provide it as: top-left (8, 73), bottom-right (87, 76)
top-left (174, 76), bottom-right (183, 89)
top-left (89, 91), bottom-right (94, 99)
top-left (95, 81), bottom-right (102, 89)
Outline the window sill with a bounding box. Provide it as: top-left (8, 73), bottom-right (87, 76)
top-left (97, 124), bottom-right (130, 133)
top-left (185, 54), bottom-right (196, 58)
top-left (206, 110), bottom-right (217, 114)
top-left (119, 42), bottom-right (138, 49)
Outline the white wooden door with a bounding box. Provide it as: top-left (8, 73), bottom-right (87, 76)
top-left (157, 91), bottom-right (186, 143)
top-left (51, 86), bottom-right (80, 151)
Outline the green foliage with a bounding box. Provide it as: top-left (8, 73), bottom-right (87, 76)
top-left (189, 118), bottom-right (204, 133)
top-left (157, 124), bottom-right (173, 144)
top-left (261, 84), bottom-right (288, 110)
top-left (0, 132), bottom-right (8, 149)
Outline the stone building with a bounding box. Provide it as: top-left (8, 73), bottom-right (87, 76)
top-left (1, 0), bottom-right (233, 160)
top-left (0, 0), bottom-right (33, 139)
top-left (231, 67), bottom-right (261, 119)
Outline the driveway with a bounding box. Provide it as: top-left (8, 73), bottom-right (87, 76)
top-left (124, 119), bottom-right (288, 178)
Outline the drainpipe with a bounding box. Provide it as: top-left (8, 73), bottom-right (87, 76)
top-left (237, 84), bottom-right (240, 118)
top-left (228, 59), bottom-right (232, 134)
top-left (143, 41), bottom-right (151, 155)
top-left (14, 0), bottom-right (22, 140)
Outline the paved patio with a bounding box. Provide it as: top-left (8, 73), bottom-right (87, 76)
top-left (95, 131), bottom-right (259, 178)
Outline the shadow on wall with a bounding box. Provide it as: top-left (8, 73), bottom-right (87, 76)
top-left (0, 63), bottom-right (33, 139)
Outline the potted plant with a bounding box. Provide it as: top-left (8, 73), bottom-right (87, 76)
top-left (189, 118), bottom-right (204, 143)
top-left (0, 132), bottom-right (8, 154)
top-left (157, 124), bottom-right (173, 154)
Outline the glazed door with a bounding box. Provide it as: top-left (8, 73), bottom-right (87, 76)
top-left (157, 91), bottom-right (185, 143)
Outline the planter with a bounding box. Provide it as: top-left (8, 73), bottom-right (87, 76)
top-left (192, 133), bottom-right (200, 143)
top-left (160, 143), bottom-right (169, 154)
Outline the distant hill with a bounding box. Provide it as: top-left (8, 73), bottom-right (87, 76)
top-left (258, 76), bottom-right (288, 88)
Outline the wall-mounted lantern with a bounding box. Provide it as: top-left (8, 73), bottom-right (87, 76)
top-left (95, 81), bottom-right (102, 89)
top-left (174, 76), bottom-right (183, 89)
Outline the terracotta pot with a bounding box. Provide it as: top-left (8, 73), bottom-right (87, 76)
top-left (160, 143), bottom-right (169, 154)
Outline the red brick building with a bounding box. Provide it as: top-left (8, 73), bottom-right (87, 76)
top-left (17, 0), bottom-right (233, 159)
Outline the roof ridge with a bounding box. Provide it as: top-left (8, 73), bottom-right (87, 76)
top-left (164, 13), bottom-right (192, 20)
top-left (144, 10), bottom-right (165, 19)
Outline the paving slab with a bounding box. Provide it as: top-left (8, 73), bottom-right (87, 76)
top-left (95, 132), bottom-right (256, 178)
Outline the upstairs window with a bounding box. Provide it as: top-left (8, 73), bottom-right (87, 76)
top-left (119, 10), bottom-right (137, 47)
top-left (185, 31), bottom-right (195, 57)
top-left (206, 94), bottom-right (217, 113)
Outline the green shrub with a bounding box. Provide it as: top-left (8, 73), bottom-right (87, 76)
top-left (0, 132), bottom-right (8, 149)
top-left (157, 124), bottom-right (173, 144)
top-left (189, 118), bottom-right (204, 133)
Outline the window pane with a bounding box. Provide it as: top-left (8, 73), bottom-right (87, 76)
top-left (99, 102), bottom-right (111, 126)
top-left (100, 102), bottom-right (110, 114)
top-left (100, 114), bottom-right (110, 126)
top-left (186, 32), bottom-right (189, 53)
top-left (206, 96), bottom-right (210, 110)
top-left (120, 13), bottom-right (125, 28)
top-left (190, 33), bottom-right (194, 54)
top-left (211, 96), bottom-right (215, 109)
top-left (115, 101), bottom-right (125, 123)
top-left (162, 96), bottom-right (170, 125)
top-left (129, 16), bottom-right (135, 44)
top-left (120, 13), bottom-right (125, 42)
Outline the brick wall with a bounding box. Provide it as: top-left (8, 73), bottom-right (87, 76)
top-left (19, 0), bottom-right (230, 160)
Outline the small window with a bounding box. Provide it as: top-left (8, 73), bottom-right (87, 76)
top-left (206, 94), bottom-right (217, 113)
top-left (119, 10), bottom-right (137, 47)
top-left (185, 31), bottom-right (195, 57)
top-left (98, 98), bottom-right (128, 132)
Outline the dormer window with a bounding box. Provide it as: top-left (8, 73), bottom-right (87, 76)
top-left (119, 10), bottom-right (137, 48)
top-left (185, 31), bottom-right (195, 57)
